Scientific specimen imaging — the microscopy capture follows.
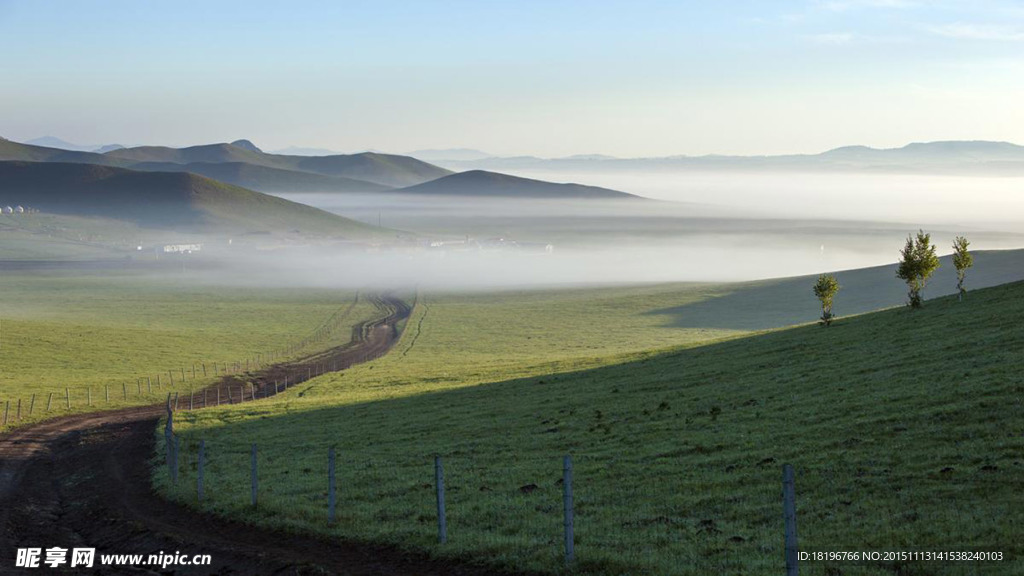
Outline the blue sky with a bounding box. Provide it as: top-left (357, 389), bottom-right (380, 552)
top-left (2, 0), bottom-right (1022, 156)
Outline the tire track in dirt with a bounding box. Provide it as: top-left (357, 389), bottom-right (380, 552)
top-left (0, 293), bottom-right (515, 575)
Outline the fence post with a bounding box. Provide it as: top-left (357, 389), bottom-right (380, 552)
top-left (46, 392), bottom-right (53, 412)
top-left (202, 363), bottom-right (207, 377)
top-left (173, 392), bottom-right (179, 411)
top-left (16, 398), bottom-right (21, 421)
top-left (197, 439), bottom-right (205, 502)
top-left (783, 464), bottom-right (799, 576)
top-left (217, 388), bottom-right (221, 406)
top-left (123, 382), bottom-right (127, 401)
top-left (148, 377), bottom-right (152, 394)
top-left (250, 383), bottom-right (256, 401)
top-left (251, 443), bottom-right (259, 508)
top-left (65, 387), bottom-right (71, 410)
top-left (563, 455), bottom-right (575, 565)
top-left (2, 401), bottom-right (8, 426)
top-left (328, 447), bottom-right (336, 525)
top-left (87, 387), bottom-right (91, 406)
top-left (28, 394), bottom-right (35, 416)
top-left (190, 391), bottom-right (194, 411)
top-left (435, 455), bottom-right (447, 544)
top-left (172, 435), bottom-right (180, 485)
top-left (137, 380), bottom-right (142, 396)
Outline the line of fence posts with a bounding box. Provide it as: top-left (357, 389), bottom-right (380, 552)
top-left (162, 444), bottom-right (800, 574)
top-left (783, 463), bottom-right (799, 576)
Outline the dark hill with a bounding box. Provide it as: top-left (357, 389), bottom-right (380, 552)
top-left (105, 143), bottom-right (451, 187)
top-left (129, 161), bottom-right (392, 194)
top-left (0, 161), bottom-right (379, 237)
top-left (393, 170), bottom-right (640, 199)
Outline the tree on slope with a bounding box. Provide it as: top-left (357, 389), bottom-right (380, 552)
top-left (813, 274), bottom-right (840, 326)
top-left (952, 235), bottom-right (973, 302)
top-left (896, 230), bottom-right (940, 309)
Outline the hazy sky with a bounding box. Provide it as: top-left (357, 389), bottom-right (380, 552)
top-left (2, 0), bottom-right (1023, 157)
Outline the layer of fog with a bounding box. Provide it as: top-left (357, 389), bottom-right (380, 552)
top-left (239, 188), bottom-right (1024, 290)
top-left (467, 170), bottom-right (1024, 231)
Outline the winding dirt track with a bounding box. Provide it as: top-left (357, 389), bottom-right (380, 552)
top-left (0, 294), bottom-right (500, 575)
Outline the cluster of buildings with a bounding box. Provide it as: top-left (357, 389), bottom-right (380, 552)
top-left (427, 237), bottom-right (554, 254)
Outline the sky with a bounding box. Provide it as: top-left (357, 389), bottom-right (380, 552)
top-left (1, 0), bottom-right (1023, 157)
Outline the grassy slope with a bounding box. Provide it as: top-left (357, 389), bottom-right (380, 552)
top-left (104, 143), bottom-right (452, 187)
top-left (0, 138), bottom-right (124, 166)
top-left (159, 277), bottom-right (1023, 575)
top-left (130, 161), bottom-right (393, 194)
top-left (0, 161), bottom-right (382, 238)
top-left (0, 271), bottom-right (381, 431)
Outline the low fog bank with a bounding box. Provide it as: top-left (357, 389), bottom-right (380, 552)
top-left (229, 187), bottom-right (1024, 290)
top-left (455, 170), bottom-right (1024, 231)
top-left (165, 228), bottom-right (1023, 292)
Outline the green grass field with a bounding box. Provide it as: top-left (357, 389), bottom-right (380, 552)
top-left (157, 278), bottom-right (1024, 575)
top-left (0, 269), bottom-right (378, 430)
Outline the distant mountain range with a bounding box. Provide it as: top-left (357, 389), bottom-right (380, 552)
top-left (0, 137), bottom-right (640, 199)
top-left (395, 170), bottom-right (640, 199)
top-left (0, 161), bottom-right (380, 237)
top-left (23, 136), bottom-right (125, 154)
top-left (428, 141), bottom-right (1024, 175)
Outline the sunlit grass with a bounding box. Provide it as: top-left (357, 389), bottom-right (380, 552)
top-left (159, 280), bottom-right (1023, 574)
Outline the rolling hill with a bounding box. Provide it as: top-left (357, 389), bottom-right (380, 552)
top-left (0, 161), bottom-right (381, 237)
top-left (393, 169), bottom-right (641, 199)
top-left (104, 141), bottom-right (452, 187)
top-left (0, 137), bottom-right (124, 166)
top-left (128, 161), bottom-right (393, 194)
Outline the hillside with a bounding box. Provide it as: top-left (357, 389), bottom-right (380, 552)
top-left (162, 276), bottom-right (1024, 574)
top-left (0, 161), bottom-right (380, 237)
top-left (129, 161), bottom-right (393, 194)
top-left (0, 138), bottom-right (123, 166)
top-left (394, 169), bottom-right (641, 199)
top-left (105, 142), bottom-right (452, 187)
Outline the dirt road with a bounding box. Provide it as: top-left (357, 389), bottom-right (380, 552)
top-left (0, 294), bottom-right (500, 575)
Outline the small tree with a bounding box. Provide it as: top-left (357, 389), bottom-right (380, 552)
top-left (813, 274), bottom-right (840, 326)
top-left (896, 230), bottom-right (940, 308)
top-left (952, 235), bottom-right (973, 301)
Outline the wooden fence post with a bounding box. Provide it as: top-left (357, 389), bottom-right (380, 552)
top-left (172, 435), bottom-right (180, 485)
top-left (190, 391), bottom-right (194, 411)
top-left (65, 387), bottom-right (71, 410)
top-left (251, 443), bottom-right (258, 508)
top-left (148, 377), bottom-right (152, 394)
top-left (217, 388), bottom-right (221, 406)
top-left (328, 447), bottom-right (336, 525)
top-left (46, 392), bottom-right (53, 412)
top-left (28, 394), bottom-right (35, 416)
top-left (16, 398), bottom-right (21, 421)
top-left (250, 382), bottom-right (256, 401)
top-left (197, 439), bottom-right (206, 502)
top-left (783, 464), bottom-right (799, 576)
top-left (202, 363), bottom-right (207, 377)
top-left (2, 401), bottom-right (8, 426)
top-left (435, 455), bottom-right (447, 544)
top-left (173, 392), bottom-right (179, 411)
top-left (122, 382), bottom-right (128, 401)
top-left (563, 455), bottom-right (575, 565)
top-left (87, 387), bottom-right (92, 407)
